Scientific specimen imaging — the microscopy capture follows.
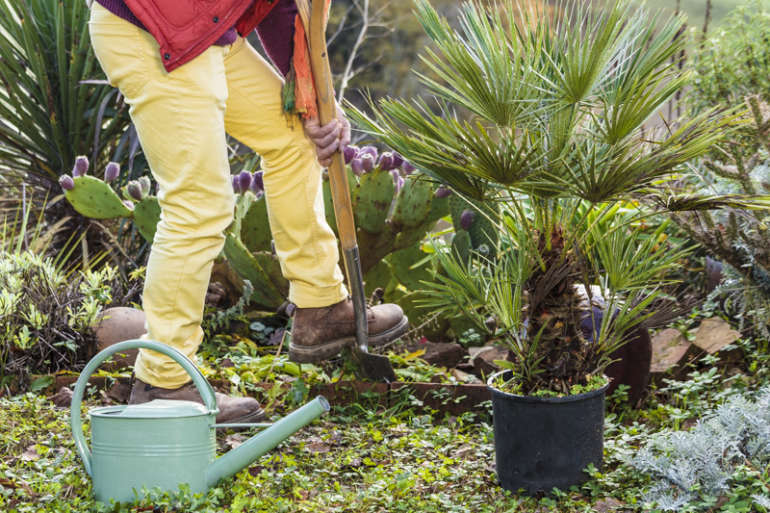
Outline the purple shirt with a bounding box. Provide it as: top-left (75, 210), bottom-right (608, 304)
top-left (94, 0), bottom-right (297, 75)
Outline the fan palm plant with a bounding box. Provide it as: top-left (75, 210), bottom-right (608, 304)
top-left (350, 0), bottom-right (761, 395)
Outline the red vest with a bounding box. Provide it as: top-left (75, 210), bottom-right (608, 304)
top-left (123, 0), bottom-right (279, 72)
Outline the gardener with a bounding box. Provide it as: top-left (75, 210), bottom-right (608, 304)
top-left (86, 0), bottom-right (408, 422)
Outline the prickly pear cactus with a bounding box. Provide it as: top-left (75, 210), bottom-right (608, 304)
top-left (132, 196), bottom-right (161, 242)
top-left (223, 176), bottom-right (289, 309)
top-left (325, 147), bottom-right (450, 275)
top-left (448, 194), bottom-right (498, 260)
top-left (353, 169), bottom-right (395, 233)
top-left (239, 195), bottom-right (272, 252)
top-left (64, 175), bottom-right (133, 219)
top-left (392, 177), bottom-right (433, 229)
top-left (222, 234), bottom-right (287, 309)
top-left (63, 150), bottom-right (455, 321)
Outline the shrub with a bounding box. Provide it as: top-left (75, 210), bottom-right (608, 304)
top-left (669, 0), bottom-right (770, 336)
top-left (0, 248), bottom-right (131, 392)
top-left (631, 387), bottom-right (770, 511)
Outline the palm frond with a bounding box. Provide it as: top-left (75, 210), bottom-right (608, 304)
top-left (651, 193), bottom-right (770, 212)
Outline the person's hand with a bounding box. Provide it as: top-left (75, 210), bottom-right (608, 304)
top-left (303, 104), bottom-right (351, 167)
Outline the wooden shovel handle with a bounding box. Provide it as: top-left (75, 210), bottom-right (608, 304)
top-left (307, 0), bottom-right (357, 252)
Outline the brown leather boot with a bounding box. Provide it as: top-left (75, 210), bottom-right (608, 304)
top-left (129, 377), bottom-right (265, 424)
top-left (288, 298), bottom-right (408, 363)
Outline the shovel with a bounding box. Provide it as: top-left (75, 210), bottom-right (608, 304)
top-left (305, 0), bottom-right (396, 382)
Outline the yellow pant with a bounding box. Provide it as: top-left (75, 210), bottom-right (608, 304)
top-left (89, 4), bottom-right (346, 387)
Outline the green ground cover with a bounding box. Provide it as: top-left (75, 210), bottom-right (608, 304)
top-left (1, 342), bottom-right (768, 513)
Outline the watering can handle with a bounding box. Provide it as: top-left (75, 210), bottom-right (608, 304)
top-left (69, 339), bottom-right (218, 477)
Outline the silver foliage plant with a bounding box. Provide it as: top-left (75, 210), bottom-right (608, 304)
top-left (630, 387), bottom-right (770, 510)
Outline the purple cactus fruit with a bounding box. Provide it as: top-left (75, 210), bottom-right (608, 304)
top-left (104, 162), bottom-right (120, 182)
top-left (231, 175), bottom-right (241, 193)
top-left (377, 152), bottom-right (396, 171)
top-left (434, 185), bottom-right (452, 198)
top-left (391, 152), bottom-right (405, 169)
top-left (238, 170), bottom-right (252, 193)
top-left (391, 170), bottom-right (405, 194)
top-left (350, 158), bottom-right (365, 176)
top-left (127, 181), bottom-right (143, 201)
top-left (138, 176), bottom-right (151, 197)
top-left (360, 153), bottom-right (375, 173)
top-left (459, 209), bottom-right (476, 230)
top-left (59, 174), bottom-right (74, 191)
top-left (72, 155), bottom-right (89, 177)
top-left (122, 200), bottom-right (135, 211)
top-left (359, 145), bottom-right (378, 160)
top-left (396, 176), bottom-right (405, 194)
top-left (401, 161), bottom-right (416, 175)
top-left (343, 145), bottom-right (359, 164)
top-left (250, 171), bottom-right (264, 194)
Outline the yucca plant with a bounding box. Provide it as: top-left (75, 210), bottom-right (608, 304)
top-left (0, 0), bottom-right (128, 184)
top-left (349, 0), bottom-right (762, 395)
top-left (0, 0), bottom-right (132, 265)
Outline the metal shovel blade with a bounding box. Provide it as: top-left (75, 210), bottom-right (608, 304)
top-left (344, 247), bottom-right (397, 383)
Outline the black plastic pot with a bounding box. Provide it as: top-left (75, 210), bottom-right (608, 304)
top-left (487, 371), bottom-right (608, 494)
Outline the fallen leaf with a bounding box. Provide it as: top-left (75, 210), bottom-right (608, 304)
top-left (21, 445), bottom-right (40, 461)
top-left (594, 497), bottom-right (625, 512)
top-left (306, 442), bottom-right (330, 453)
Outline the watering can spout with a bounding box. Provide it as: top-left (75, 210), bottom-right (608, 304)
top-left (206, 395), bottom-right (330, 488)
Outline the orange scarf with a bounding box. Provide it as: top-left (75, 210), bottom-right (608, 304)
top-left (281, 0), bottom-right (331, 120)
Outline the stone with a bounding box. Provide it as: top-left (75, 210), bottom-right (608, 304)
top-left (411, 340), bottom-right (467, 368)
top-left (693, 317), bottom-right (740, 354)
top-left (451, 368), bottom-right (482, 384)
top-left (471, 345), bottom-right (513, 378)
top-left (50, 387), bottom-right (73, 407)
top-left (650, 328), bottom-right (691, 375)
top-left (91, 306), bottom-right (146, 368)
top-left (593, 497), bottom-right (626, 512)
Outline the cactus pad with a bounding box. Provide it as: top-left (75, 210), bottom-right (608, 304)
top-left (240, 196), bottom-right (272, 253)
top-left (352, 168), bottom-right (394, 234)
top-left (133, 196), bottom-right (161, 242)
top-left (223, 234), bottom-right (286, 309)
top-left (65, 176), bottom-right (133, 219)
top-left (392, 177), bottom-right (433, 228)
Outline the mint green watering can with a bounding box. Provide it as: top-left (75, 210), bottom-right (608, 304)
top-left (70, 339), bottom-right (329, 503)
